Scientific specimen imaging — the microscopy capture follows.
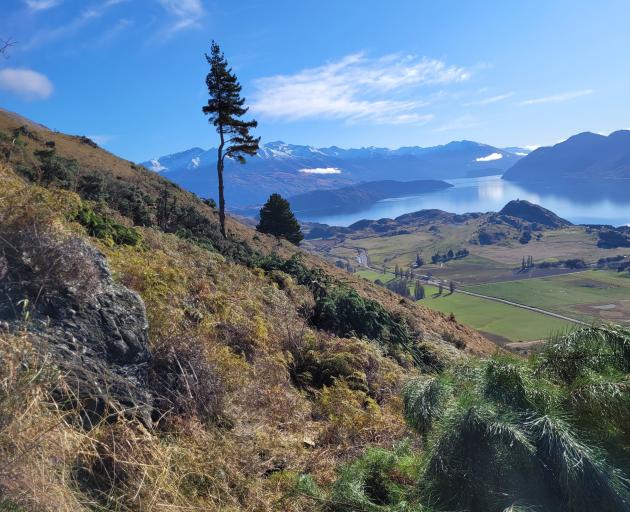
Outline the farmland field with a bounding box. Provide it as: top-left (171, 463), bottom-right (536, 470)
top-left (420, 285), bottom-right (571, 343)
top-left (465, 270), bottom-right (630, 325)
top-left (312, 211), bottom-right (630, 346)
top-left (356, 269), bottom-right (395, 284)
top-left (356, 272), bottom-right (572, 343)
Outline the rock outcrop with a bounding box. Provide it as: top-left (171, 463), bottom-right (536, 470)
top-left (0, 238), bottom-right (153, 425)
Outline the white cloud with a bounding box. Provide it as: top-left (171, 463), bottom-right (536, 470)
top-left (25, 0), bottom-right (61, 11)
top-left (514, 152), bottom-right (528, 156)
top-left (465, 92), bottom-right (514, 106)
top-left (299, 167), bottom-right (342, 175)
top-left (519, 89), bottom-right (593, 106)
top-left (252, 53), bottom-right (469, 124)
top-left (524, 145), bottom-right (540, 151)
top-left (158, 0), bottom-right (204, 33)
top-left (0, 68), bottom-right (53, 100)
top-left (475, 152), bottom-right (503, 162)
top-left (189, 157), bottom-right (200, 169)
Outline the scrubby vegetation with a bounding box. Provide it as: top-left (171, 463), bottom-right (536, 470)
top-left (73, 205), bottom-right (142, 246)
top-left (295, 325), bottom-right (630, 511)
top-left (1, 112), bottom-right (628, 512)
top-left (0, 167), bottom-right (417, 510)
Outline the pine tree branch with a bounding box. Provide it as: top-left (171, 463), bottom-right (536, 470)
top-left (0, 38), bottom-right (16, 57)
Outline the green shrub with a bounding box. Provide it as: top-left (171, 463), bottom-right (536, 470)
top-left (400, 327), bottom-right (630, 512)
top-left (34, 149), bottom-right (78, 188)
top-left (311, 286), bottom-right (410, 347)
top-left (295, 444), bottom-right (422, 511)
top-left (331, 445), bottom-right (421, 510)
top-left (258, 254), bottom-right (426, 366)
top-left (73, 205), bottom-right (141, 246)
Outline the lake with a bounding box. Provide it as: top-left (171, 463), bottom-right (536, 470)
top-left (300, 176), bottom-right (630, 227)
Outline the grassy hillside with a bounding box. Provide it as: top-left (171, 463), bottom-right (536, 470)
top-left (0, 110), bottom-right (499, 511)
top-left (1, 110), bottom-right (628, 512)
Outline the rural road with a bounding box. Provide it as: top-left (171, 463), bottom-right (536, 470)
top-left (362, 261), bottom-right (588, 326)
top-left (451, 288), bottom-right (588, 326)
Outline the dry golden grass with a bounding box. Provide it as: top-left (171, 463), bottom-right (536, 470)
top-left (0, 110), bottom-right (499, 510)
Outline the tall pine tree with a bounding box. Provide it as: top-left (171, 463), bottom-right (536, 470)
top-left (256, 193), bottom-right (303, 245)
top-left (202, 41), bottom-right (260, 237)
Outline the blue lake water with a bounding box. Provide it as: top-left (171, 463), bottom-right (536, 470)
top-left (301, 176), bottom-right (630, 227)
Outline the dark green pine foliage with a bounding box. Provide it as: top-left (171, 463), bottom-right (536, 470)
top-left (202, 41), bottom-right (260, 237)
top-left (256, 193), bottom-right (304, 245)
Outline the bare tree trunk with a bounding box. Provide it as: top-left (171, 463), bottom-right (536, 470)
top-left (217, 127), bottom-right (226, 237)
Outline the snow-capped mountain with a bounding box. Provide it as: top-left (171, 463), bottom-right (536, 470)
top-left (141, 140), bottom-right (524, 207)
top-left (502, 147), bottom-right (533, 157)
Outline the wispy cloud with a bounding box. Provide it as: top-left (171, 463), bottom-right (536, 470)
top-left (465, 92), bottom-right (514, 106)
top-left (0, 68), bottom-right (53, 100)
top-left (25, 0), bottom-right (61, 11)
top-left (158, 0), bottom-right (205, 33)
top-left (96, 18), bottom-right (134, 46)
top-left (433, 114), bottom-right (478, 132)
top-left (251, 53), bottom-right (469, 125)
top-left (519, 89), bottom-right (593, 106)
top-left (22, 0), bottom-right (126, 50)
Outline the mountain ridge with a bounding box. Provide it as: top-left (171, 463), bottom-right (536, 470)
top-left (503, 130), bottom-right (630, 182)
top-left (141, 139), bottom-right (524, 206)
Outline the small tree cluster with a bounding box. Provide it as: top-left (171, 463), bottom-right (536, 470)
top-left (414, 282), bottom-right (425, 300)
top-left (387, 279), bottom-right (411, 298)
top-left (431, 248), bottom-right (469, 264)
top-left (394, 264), bottom-right (414, 279)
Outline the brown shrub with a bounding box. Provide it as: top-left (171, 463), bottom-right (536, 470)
top-left (149, 339), bottom-right (225, 426)
top-left (0, 197), bottom-right (100, 313)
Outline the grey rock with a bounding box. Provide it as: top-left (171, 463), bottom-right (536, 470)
top-left (0, 239), bottom-right (153, 426)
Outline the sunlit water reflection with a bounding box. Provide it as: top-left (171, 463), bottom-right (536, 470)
top-left (301, 176), bottom-right (630, 227)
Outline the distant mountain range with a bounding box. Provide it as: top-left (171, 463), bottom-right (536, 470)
top-left (141, 141), bottom-right (528, 207)
top-left (503, 130), bottom-right (630, 182)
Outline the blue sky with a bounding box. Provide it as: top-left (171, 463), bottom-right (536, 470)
top-left (1, 0), bottom-right (629, 162)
